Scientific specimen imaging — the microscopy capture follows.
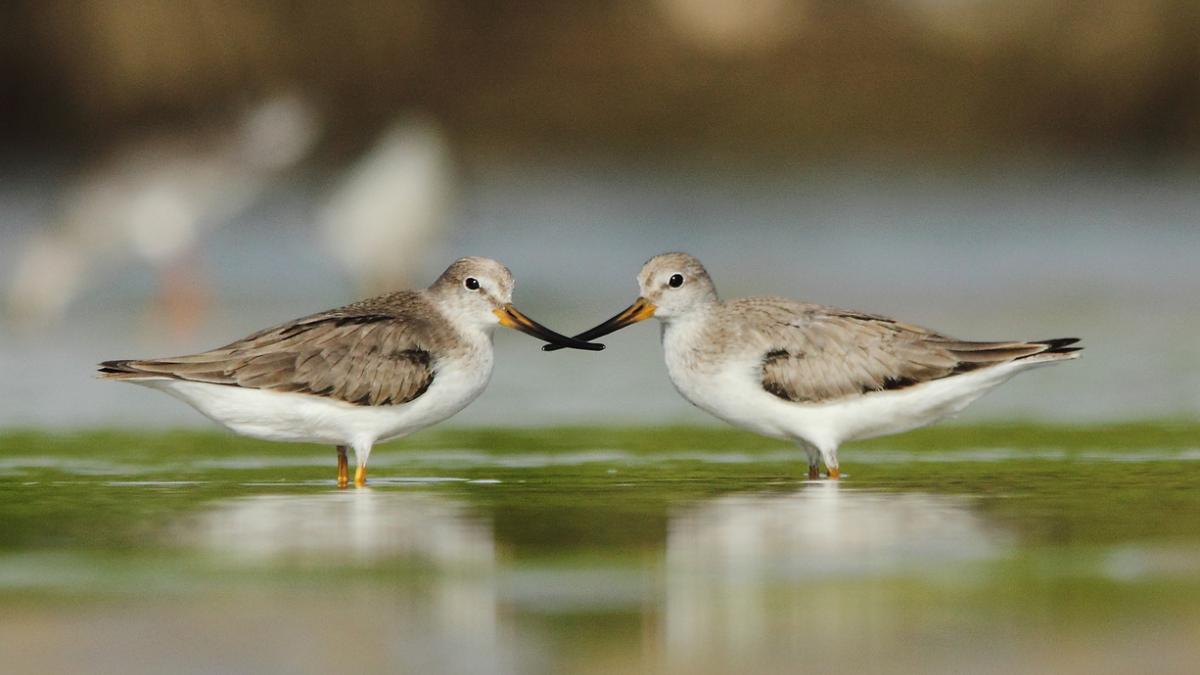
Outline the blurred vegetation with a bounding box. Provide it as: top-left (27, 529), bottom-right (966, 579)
top-left (2, 0), bottom-right (1198, 160)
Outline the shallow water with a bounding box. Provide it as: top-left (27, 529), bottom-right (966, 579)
top-left (2, 424), bottom-right (1199, 674)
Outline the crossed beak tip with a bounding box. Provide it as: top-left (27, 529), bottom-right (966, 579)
top-left (542, 297), bottom-right (656, 352)
top-left (495, 304), bottom-right (604, 351)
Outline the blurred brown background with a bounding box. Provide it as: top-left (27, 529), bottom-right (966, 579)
top-left (4, 0), bottom-right (1199, 161)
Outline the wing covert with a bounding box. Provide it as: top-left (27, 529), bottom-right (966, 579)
top-left (757, 308), bottom-right (1053, 404)
top-left (114, 316), bottom-right (437, 406)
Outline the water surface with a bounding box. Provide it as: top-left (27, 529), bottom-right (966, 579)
top-left (1, 424), bottom-right (1198, 673)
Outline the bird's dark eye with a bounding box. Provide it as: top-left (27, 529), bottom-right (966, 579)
top-left (464, 277), bottom-right (480, 290)
top-left (668, 274), bottom-right (684, 288)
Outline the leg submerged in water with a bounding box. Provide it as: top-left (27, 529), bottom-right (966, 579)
top-left (353, 441), bottom-right (373, 487)
top-left (820, 444), bottom-right (841, 480)
top-left (336, 445), bottom-right (349, 488)
top-left (799, 441), bottom-right (820, 480)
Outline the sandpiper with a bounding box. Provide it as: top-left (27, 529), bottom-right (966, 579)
top-left (548, 252), bottom-right (1080, 479)
top-left (99, 257), bottom-right (602, 487)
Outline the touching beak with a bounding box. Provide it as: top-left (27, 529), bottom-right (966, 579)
top-left (542, 297), bottom-right (656, 352)
top-left (494, 304), bottom-right (605, 351)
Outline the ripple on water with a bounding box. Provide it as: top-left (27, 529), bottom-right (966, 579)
top-left (104, 480), bottom-right (204, 487)
top-left (0, 457), bottom-right (149, 476)
top-left (4, 447), bottom-right (1198, 482)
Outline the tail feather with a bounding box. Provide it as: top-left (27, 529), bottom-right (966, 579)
top-left (1031, 337), bottom-right (1081, 351)
top-left (951, 344), bottom-right (1045, 363)
top-left (98, 359), bottom-right (134, 374)
top-left (1018, 337), bottom-right (1082, 361)
top-left (935, 336), bottom-right (1081, 367)
top-left (97, 359), bottom-right (156, 380)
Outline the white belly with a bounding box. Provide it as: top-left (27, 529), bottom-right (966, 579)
top-left (665, 333), bottom-right (1066, 449)
top-left (758, 359), bottom-right (1049, 447)
top-left (132, 355), bottom-right (493, 447)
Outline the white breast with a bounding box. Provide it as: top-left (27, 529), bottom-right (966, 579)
top-left (662, 317), bottom-right (792, 440)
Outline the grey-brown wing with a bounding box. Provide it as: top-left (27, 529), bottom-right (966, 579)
top-left (102, 315), bottom-right (437, 406)
top-left (758, 308), bottom-right (1074, 403)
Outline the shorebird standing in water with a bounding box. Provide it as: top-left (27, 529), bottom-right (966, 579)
top-left (549, 252), bottom-right (1080, 479)
top-left (99, 257), bottom-right (602, 487)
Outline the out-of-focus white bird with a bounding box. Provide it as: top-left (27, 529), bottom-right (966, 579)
top-left (320, 115), bottom-right (455, 296)
top-left (6, 93), bottom-right (321, 335)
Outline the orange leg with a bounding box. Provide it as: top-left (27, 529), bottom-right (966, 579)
top-left (354, 465), bottom-right (367, 488)
top-left (336, 445), bottom-right (349, 488)
top-left (816, 445), bottom-right (840, 480)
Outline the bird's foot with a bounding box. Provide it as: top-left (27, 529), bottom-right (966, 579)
top-left (355, 466), bottom-right (367, 488)
top-left (807, 465), bottom-right (820, 480)
top-left (827, 467), bottom-right (840, 480)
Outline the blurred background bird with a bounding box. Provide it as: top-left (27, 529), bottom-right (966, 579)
top-left (6, 92), bottom-right (320, 337)
top-left (320, 115), bottom-right (454, 297)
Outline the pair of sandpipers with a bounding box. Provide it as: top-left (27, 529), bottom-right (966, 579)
top-left (101, 253), bottom-right (1080, 487)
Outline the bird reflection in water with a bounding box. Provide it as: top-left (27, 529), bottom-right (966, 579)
top-left (178, 489), bottom-right (508, 671)
top-left (663, 483), bottom-right (1011, 673)
top-left (181, 489), bottom-right (493, 565)
top-left (170, 484), bottom-right (1015, 674)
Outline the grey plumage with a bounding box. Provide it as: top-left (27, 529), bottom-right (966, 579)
top-left (98, 290), bottom-right (455, 407)
top-left (564, 251), bottom-right (1082, 479)
top-left (96, 255), bottom-right (602, 488)
top-left (625, 253), bottom-right (1081, 407)
top-left (742, 299), bottom-right (1079, 403)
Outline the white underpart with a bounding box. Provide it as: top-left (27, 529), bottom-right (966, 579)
top-left (127, 336), bottom-right (493, 469)
top-left (662, 313), bottom-right (1077, 470)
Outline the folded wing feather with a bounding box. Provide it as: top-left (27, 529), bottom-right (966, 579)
top-left (756, 305), bottom-right (1077, 404)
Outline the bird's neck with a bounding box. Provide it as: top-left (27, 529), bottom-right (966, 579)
top-left (659, 302), bottom-right (715, 339)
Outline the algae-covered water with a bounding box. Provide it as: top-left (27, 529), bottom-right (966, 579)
top-left (2, 423), bottom-right (1199, 674)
